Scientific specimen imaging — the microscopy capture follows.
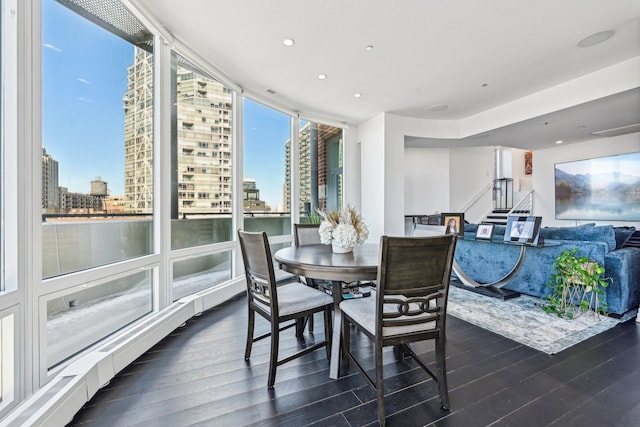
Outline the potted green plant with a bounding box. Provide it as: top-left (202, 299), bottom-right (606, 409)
top-left (543, 248), bottom-right (610, 319)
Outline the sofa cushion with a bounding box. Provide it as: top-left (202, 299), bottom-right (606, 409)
top-left (539, 224), bottom-right (616, 252)
top-left (493, 225), bottom-right (506, 237)
top-left (538, 223), bottom-right (594, 241)
top-left (464, 223), bottom-right (478, 234)
top-left (614, 226), bottom-right (637, 249)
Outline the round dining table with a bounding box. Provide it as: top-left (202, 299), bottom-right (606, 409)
top-left (274, 243), bottom-right (379, 379)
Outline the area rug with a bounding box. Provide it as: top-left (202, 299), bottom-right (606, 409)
top-left (447, 285), bottom-right (636, 354)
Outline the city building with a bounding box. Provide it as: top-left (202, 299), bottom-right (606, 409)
top-left (41, 147), bottom-right (59, 212)
top-left (123, 47), bottom-right (154, 213)
top-left (284, 122), bottom-right (343, 215)
top-left (174, 61), bottom-right (233, 215)
top-left (243, 178), bottom-right (270, 212)
top-left (124, 49), bottom-right (234, 216)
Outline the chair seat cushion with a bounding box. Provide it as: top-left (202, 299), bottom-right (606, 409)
top-left (257, 282), bottom-right (333, 316)
top-left (340, 294), bottom-right (437, 337)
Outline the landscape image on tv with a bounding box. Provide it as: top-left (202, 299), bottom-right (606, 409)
top-left (555, 152), bottom-right (640, 221)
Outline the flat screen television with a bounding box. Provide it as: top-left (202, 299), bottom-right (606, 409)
top-left (504, 216), bottom-right (542, 245)
top-left (554, 152), bottom-right (640, 221)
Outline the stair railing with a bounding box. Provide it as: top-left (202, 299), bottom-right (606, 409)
top-left (458, 182), bottom-right (493, 213)
top-left (456, 182), bottom-right (493, 224)
top-left (507, 189), bottom-right (534, 216)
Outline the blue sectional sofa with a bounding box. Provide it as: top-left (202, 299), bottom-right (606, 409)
top-left (455, 223), bottom-right (640, 315)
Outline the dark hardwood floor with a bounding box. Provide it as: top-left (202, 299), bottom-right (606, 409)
top-left (68, 293), bottom-right (640, 427)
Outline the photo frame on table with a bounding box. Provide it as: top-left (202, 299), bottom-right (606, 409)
top-left (440, 212), bottom-right (464, 236)
top-left (504, 216), bottom-right (542, 245)
top-left (475, 223), bottom-right (494, 240)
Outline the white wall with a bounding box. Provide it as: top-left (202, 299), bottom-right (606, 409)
top-left (449, 147), bottom-right (494, 220)
top-left (383, 114), bottom-right (411, 237)
top-left (343, 126), bottom-right (361, 211)
top-left (533, 132), bottom-right (640, 227)
top-left (357, 113), bottom-right (387, 241)
top-left (402, 146), bottom-right (493, 224)
top-left (403, 147), bottom-right (450, 215)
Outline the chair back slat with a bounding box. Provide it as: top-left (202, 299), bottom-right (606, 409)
top-left (238, 230), bottom-right (278, 313)
top-left (294, 223), bottom-right (322, 246)
top-left (377, 235), bottom-right (457, 331)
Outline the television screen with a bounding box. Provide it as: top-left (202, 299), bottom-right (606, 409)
top-left (554, 152), bottom-right (640, 221)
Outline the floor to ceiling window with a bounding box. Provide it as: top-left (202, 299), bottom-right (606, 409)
top-left (41, 0), bottom-right (154, 369)
top-left (243, 99), bottom-right (291, 237)
top-left (170, 54), bottom-right (234, 301)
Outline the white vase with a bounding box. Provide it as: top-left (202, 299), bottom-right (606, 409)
top-left (331, 241), bottom-right (353, 254)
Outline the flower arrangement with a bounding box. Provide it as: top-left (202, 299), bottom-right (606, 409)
top-left (317, 205), bottom-right (369, 251)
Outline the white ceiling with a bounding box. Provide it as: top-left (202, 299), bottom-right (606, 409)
top-left (132, 0), bottom-right (640, 150)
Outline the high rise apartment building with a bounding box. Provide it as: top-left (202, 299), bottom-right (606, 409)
top-left (42, 147), bottom-right (59, 211)
top-left (284, 122), bottom-right (342, 215)
top-left (123, 49), bottom-right (234, 216)
top-left (175, 64), bottom-right (233, 215)
top-left (123, 48), bottom-right (154, 213)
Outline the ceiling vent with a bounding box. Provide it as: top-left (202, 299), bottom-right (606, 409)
top-left (265, 88), bottom-right (277, 95)
top-left (591, 123), bottom-right (640, 138)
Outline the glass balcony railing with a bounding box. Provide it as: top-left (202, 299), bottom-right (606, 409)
top-left (43, 214), bottom-right (293, 369)
top-left (42, 219), bottom-right (153, 279)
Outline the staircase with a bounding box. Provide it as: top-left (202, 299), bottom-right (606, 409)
top-left (482, 188), bottom-right (534, 225)
top-left (484, 208), bottom-right (531, 225)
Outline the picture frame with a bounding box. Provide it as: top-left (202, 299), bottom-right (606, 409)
top-left (554, 152), bottom-right (640, 221)
top-left (504, 216), bottom-right (542, 245)
top-left (475, 223), bottom-right (494, 240)
top-left (440, 212), bottom-right (464, 236)
top-left (525, 151), bottom-right (532, 175)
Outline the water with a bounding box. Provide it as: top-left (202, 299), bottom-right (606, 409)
top-left (556, 192), bottom-right (640, 221)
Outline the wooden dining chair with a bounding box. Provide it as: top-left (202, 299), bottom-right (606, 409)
top-left (294, 223), bottom-right (322, 246)
top-left (237, 229), bottom-right (333, 388)
top-left (339, 234), bottom-right (457, 426)
top-left (293, 223), bottom-right (324, 332)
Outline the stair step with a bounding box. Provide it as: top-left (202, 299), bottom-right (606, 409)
top-left (491, 209), bottom-right (531, 215)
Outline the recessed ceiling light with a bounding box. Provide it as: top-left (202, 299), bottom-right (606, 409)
top-left (283, 38), bottom-right (295, 47)
top-left (430, 104), bottom-right (448, 112)
top-left (365, 45), bottom-right (374, 51)
top-left (577, 125), bottom-right (586, 130)
top-left (555, 140), bottom-right (564, 144)
top-left (318, 74), bottom-right (327, 80)
top-left (354, 93), bottom-right (362, 98)
top-left (577, 30), bottom-right (614, 48)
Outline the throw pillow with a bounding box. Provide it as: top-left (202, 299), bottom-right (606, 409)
top-left (539, 224), bottom-right (616, 252)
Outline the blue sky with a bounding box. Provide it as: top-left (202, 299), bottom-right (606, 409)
top-left (243, 99), bottom-right (290, 210)
top-left (43, 0), bottom-right (288, 209)
top-left (42, 0), bottom-right (132, 195)
top-left (556, 152), bottom-right (640, 176)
